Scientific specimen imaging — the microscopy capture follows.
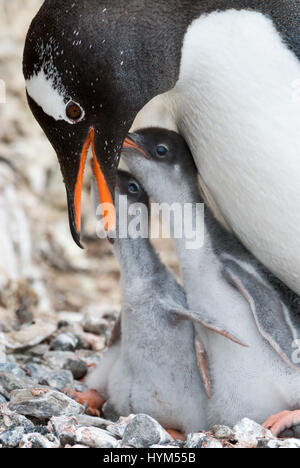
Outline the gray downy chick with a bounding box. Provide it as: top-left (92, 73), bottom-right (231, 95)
top-left (122, 128), bottom-right (300, 431)
top-left (87, 169), bottom-right (236, 433)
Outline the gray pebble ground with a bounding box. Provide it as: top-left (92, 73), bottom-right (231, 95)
top-left (1, 318), bottom-right (300, 449)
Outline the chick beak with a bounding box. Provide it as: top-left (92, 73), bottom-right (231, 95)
top-left (123, 134), bottom-right (150, 159)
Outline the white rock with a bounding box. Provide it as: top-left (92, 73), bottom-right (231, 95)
top-left (9, 387), bottom-right (85, 420)
top-left (49, 415), bottom-right (78, 445)
top-left (20, 433), bottom-right (60, 449)
top-left (233, 418), bottom-right (274, 447)
top-left (83, 310), bottom-right (109, 336)
top-left (212, 424), bottom-right (235, 440)
top-left (4, 316), bottom-right (57, 351)
top-left (75, 427), bottom-right (118, 448)
top-left (186, 433), bottom-right (223, 449)
top-left (280, 438), bottom-right (300, 449)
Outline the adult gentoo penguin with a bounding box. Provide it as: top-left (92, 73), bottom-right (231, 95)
top-left (23, 1), bottom-right (300, 293)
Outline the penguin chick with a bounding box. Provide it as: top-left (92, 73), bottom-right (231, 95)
top-left (122, 128), bottom-right (300, 433)
top-left (87, 170), bottom-right (243, 433)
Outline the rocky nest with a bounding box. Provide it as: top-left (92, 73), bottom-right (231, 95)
top-left (0, 312), bottom-right (300, 449)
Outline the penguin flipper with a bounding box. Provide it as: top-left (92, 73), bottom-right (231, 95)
top-left (222, 258), bottom-right (300, 371)
top-left (172, 308), bottom-right (247, 347)
top-left (194, 336), bottom-right (211, 398)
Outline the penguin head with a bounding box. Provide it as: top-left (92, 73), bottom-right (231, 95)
top-left (23, 1), bottom-right (178, 247)
top-left (116, 170), bottom-right (149, 209)
top-left (122, 127), bottom-right (199, 201)
top-left (108, 170), bottom-right (149, 242)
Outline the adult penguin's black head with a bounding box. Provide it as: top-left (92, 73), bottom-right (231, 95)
top-left (23, 0), bottom-right (185, 247)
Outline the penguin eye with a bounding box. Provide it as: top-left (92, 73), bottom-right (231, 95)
top-left (66, 101), bottom-right (83, 122)
top-left (156, 145), bottom-right (168, 157)
top-left (128, 182), bottom-right (139, 194)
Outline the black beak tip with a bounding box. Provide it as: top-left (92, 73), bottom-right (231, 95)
top-left (70, 226), bottom-right (85, 250)
top-left (66, 189), bottom-right (85, 249)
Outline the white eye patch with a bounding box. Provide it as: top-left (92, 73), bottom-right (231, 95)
top-left (26, 69), bottom-right (85, 124)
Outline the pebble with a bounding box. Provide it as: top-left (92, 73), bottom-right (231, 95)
top-left (20, 433), bottom-right (60, 449)
top-left (186, 433), bottom-right (223, 449)
top-left (122, 414), bottom-right (173, 448)
top-left (49, 415), bottom-right (78, 446)
top-left (77, 414), bottom-right (112, 429)
top-left (31, 426), bottom-right (50, 436)
top-left (24, 363), bottom-right (52, 383)
top-left (27, 345), bottom-right (50, 358)
top-left (40, 370), bottom-right (74, 391)
top-left (75, 426), bottom-right (118, 448)
top-left (83, 309), bottom-right (109, 336)
top-left (212, 425), bottom-right (235, 440)
top-left (44, 351), bottom-right (79, 370)
top-left (50, 333), bottom-right (79, 352)
top-left (233, 418), bottom-right (274, 447)
top-left (0, 372), bottom-right (35, 393)
top-left (0, 384), bottom-right (10, 400)
top-left (0, 363), bottom-right (26, 377)
top-left (107, 415), bottom-right (135, 438)
top-left (63, 357), bottom-right (88, 380)
top-left (4, 317), bottom-right (57, 351)
top-left (279, 438), bottom-right (300, 448)
top-left (0, 404), bottom-right (35, 432)
top-left (257, 438), bottom-right (300, 449)
top-left (0, 426), bottom-right (25, 448)
top-left (9, 387), bottom-right (85, 420)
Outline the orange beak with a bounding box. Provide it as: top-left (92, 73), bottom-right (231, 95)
top-left (73, 127), bottom-right (116, 247)
top-left (123, 136), bottom-right (150, 159)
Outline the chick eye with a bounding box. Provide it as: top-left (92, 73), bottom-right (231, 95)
top-left (66, 101), bottom-right (83, 121)
top-left (128, 182), bottom-right (139, 194)
top-left (156, 145), bottom-right (168, 156)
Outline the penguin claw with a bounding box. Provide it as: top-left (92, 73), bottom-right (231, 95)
top-left (262, 410), bottom-right (300, 437)
top-left (63, 388), bottom-right (105, 417)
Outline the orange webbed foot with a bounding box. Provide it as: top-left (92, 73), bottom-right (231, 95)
top-left (166, 429), bottom-right (186, 442)
top-left (263, 410), bottom-right (300, 437)
top-left (63, 388), bottom-right (106, 417)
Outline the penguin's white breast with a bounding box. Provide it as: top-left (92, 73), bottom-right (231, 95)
top-left (173, 9), bottom-right (300, 293)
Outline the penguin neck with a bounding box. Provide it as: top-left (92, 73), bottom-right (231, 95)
top-left (159, 179), bottom-right (220, 291)
top-left (113, 236), bottom-right (166, 290)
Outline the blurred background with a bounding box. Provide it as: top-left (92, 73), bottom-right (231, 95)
top-left (0, 0), bottom-right (177, 347)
